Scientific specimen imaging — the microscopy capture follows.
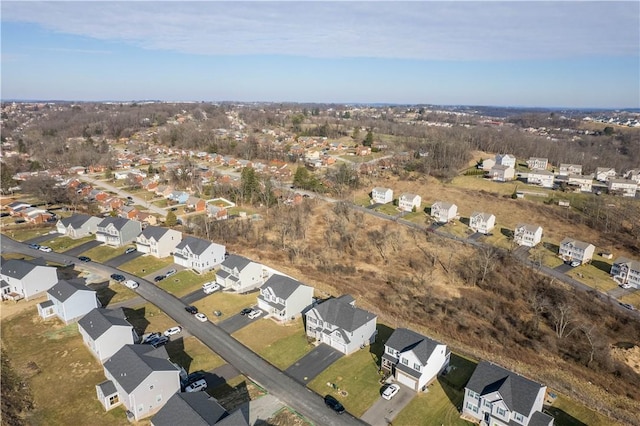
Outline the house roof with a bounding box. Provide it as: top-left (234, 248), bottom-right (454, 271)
top-left (516, 223), bottom-right (542, 233)
top-left (261, 274), bottom-right (307, 299)
top-left (221, 254), bottom-right (253, 272)
top-left (560, 237), bottom-right (593, 250)
top-left (152, 392), bottom-right (227, 426)
top-left (97, 217), bottom-right (134, 231)
top-left (400, 193), bottom-right (419, 201)
top-left (529, 170), bottom-right (554, 176)
top-left (529, 411), bottom-right (555, 426)
top-left (465, 361), bottom-right (544, 417)
top-left (104, 344), bottom-right (179, 394)
top-left (372, 187), bottom-right (392, 192)
top-left (58, 213), bottom-right (95, 229)
top-left (139, 225), bottom-right (171, 240)
top-left (311, 295), bottom-right (377, 333)
top-left (47, 279), bottom-right (93, 303)
top-left (78, 308), bottom-right (131, 340)
top-left (613, 257), bottom-right (640, 270)
top-left (433, 201), bottom-right (455, 210)
top-left (471, 212), bottom-right (494, 221)
top-left (0, 258), bottom-right (49, 280)
top-left (491, 164), bottom-right (512, 171)
top-left (97, 380), bottom-right (118, 397)
top-left (176, 236), bottom-right (221, 256)
top-left (385, 328), bottom-right (444, 365)
top-left (216, 409), bottom-right (249, 426)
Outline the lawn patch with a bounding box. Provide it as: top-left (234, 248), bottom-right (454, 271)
top-left (208, 376), bottom-right (267, 412)
top-left (94, 282), bottom-right (138, 307)
top-left (156, 270), bottom-right (216, 297)
top-left (119, 255), bottom-right (174, 276)
top-left (45, 235), bottom-right (96, 252)
top-left (122, 303), bottom-right (178, 336)
top-left (166, 336), bottom-right (225, 374)
top-left (3, 227), bottom-right (55, 242)
top-left (193, 291), bottom-right (257, 323)
top-left (393, 381), bottom-right (471, 426)
top-left (81, 244), bottom-right (122, 263)
top-left (546, 393), bottom-right (617, 426)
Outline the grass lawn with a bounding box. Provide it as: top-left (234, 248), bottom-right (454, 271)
top-left (81, 244), bottom-right (122, 263)
top-left (2, 227), bottom-right (55, 242)
top-left (566, 262), bottom-right (618, 292)
top-left (546, 393), bottom-right (619, 426)
top-left (449, 175), bottom-right (518, 196)
top-left (233, 319), bottom-right (313, 370)
top-left (119, 255), bottom-right (174, 277)
top-left (442, 221), bottom-right (473, 239)
top-left (123, 302), bottom-right (180, 336)
top-left (166, 336), bottom-right (226, 374)
top-left (152, 199), bottom-right (168, 207)
top-left (375, 203), bottom-right (399, 216)
top-left (193, 291), bottom-right (257, 323)
top-left (43, 235), bottom-right (96, 252)
top-left (619, 291), bottom-right (640, 308)
top-left (354, 194), bottom-right (373, 207)
top-left (208, 375), bottom-right (267, 412)
top-left (393, 381), bottom-right (472, 426)
top-left (157, 270), bottom-right (216, 298)
top-left (530, 243), bottom-right (565, 269)
top-left (1, 310), bottom-right (129, 425)
top-left (95, 283), bottom-right (138, 307)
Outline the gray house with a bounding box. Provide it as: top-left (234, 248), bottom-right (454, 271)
top-left (0, 258), bottom-right (58, 301)
top-left (257, 274), bottom-right (314, 321)
top-left (151, 392), bottom-right (248, 426)
top-left (96, 217), bottom-right (142, 247)
top-left (56, 214), bottom-right (102, 239)
top-left (305, 295), bottom-right (378, 355)
top-left (37, 279), bottom-right (99, 324)
top-left (216, 254), bottom-right (263, 293)
top-left (463, 361), bottom-right (554, 426)
top-left (136, 226), bottom-right (182, 258)
top-left (78, 308), bottom-right (137, 363)
top-left (174, 236), bottom-right (226, 273)
top-left (97, 344), bottom-right (181, 421)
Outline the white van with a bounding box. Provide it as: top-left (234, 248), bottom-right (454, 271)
top-left (185, 379), bottom-right (207, 392)
top-left (202, 282), bottom-right (220, 294)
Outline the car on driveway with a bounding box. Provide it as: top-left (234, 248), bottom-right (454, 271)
top-left (110, 274), bottom-right (126, 282)
top-left (124, 279), bottom-right (139, 289)
top-left (382, 384), bottom-right (400, 400)
top-left (203, 282), bottom-right (220, 294)
top-left (185, 378), bottom-right (207, 393)
top-left (78, 256), bottom-right (91, 262)
top-left (185, 305), bottom-right (198, 314)
top-left (165, 269), bottom-right (177, 277)
top-left (240, 308), bottom-right (253, 316)
top-left (195, 313), bottom-right (208, 322)
top-left (620, 302), bottom-right (636, 311)
top-left (164, 326), bottom-right (182, 336)
top-left (154, 274), bottom-right (166, 282)
top-left (620, 283), bottom-right (632, 289)
top-left (151, 336), bottom-right (169, 348)
top-left (28, 243), bottom-right (40, 250)
top-left (247, 310), bottom-right (262, 319)
top-left (38, 246), bottom-right (52, 252)
top-left (324, 395), bottom-right (345, 414)
top-left (570, 261), bottom-right (581, 267)
top-left (124, 247), bottom-right (136, 254)
top-left (142, 332), bottom-right (162, 344)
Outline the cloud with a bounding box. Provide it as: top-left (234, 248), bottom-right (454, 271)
top-left (2, 1), bottom-right (638, 61)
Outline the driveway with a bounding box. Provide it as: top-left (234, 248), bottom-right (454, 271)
top-left (607, 286), bottom-right (636, 299)
top-left (181, 288), bottom-right (209, 305)
top-left (360, 385), bottom-right (416, 426)
top-left (467, 232), bottom-right (484, 241)
top-left (285, 343), bottom-right (343, 384)
top-left (24, 232), bottom-right (60, 245)
top-left (104, 250), bottom-right (144, 268)
top-left (203, 363), bottom-right (241, 389)
top-left (554, 263), bottom-right (574, 274)
top-left (63, 240), bottom-right (102, 256)
top-left (143, 264), bottom-right (184, 282)
top-left (218, 308), bottom-right (263, 334)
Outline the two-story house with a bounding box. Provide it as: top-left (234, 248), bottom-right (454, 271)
top-left (0, 258), bottom-right (58, 301)
top-left (56, 214), bottom-right (102, 239)
top-left (97, 344), bottom-right (181, 421)
top-left (513, 224), bottom-right (543, 247)
top-left (611, 257), bottom-right (640, 289)
top-left (526, 157), bottom-right (548, 170)
top-left (257, 274), bottom-right (314, 321)
top-left (430, 201), bottom-right (458, 223)
top-left (398, 193), bottom-right (422, 212)
top-left (151, 392), bottom-right (246, 426)
top-left (526, 170), bottom-right (554, 188)
top-left (469, 212), bottom-right (496, 235)
top-left (608, 179), bottom-right (638, 197)
top-left (78, 308), bottom-right (138, 363)
top-left (96, 217), bottom-right (142, 247)
top-left (595, 167), bottom-right (616, 182)
top-left (305, 294), bottom-right (378, 355)
top-left (489, 165), bottom-right (515, 182)
top-left (495, 154), bottom-right (516, 168)
top-left (136, 226), bottom-right (182, 258)
top-left (381, 328), bottom-right (450, 392)
top-left (216, 254), bottom-right (263, 293)
top-left (371, 187), bottom-right (393, 204)
top-left (559, 164), bottom-right (582, 176)
top-left (37, 279), bottom-right (99, 324)
top-left (559, 238), bottom-right (595, 265)
top-left (463, 361), bottom-right (554, 426)
top-left (567, 175), bottom-right (593, 192)
top-left (173, 236), bottom-right (226, 273)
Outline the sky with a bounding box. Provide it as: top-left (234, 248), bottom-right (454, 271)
top-left (1, 1), bottom-right (639, 108)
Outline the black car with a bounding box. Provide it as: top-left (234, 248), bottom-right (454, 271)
top-left (151, 336), bottom-right (169, 348)
top-left (28, 243), bottom-right (40, 250)
top-left (110, 274), bottom-right (126, 282)
top-left (240, 308), bottom-right (253, 316)
top-left (185, 306), bottom-right (198, 314)
top-left (78, 256), bottom-right (91, 262)
top-left (142, 332), bottom-right (162, 344)
top-left (324, 395), bottom-right (345, 414)
top-left (154, 275), bottom-right (166, 282)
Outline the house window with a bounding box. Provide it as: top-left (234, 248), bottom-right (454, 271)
top-left (308, 317), bottom-right (316, 324)
top-left (108, 394), bottom-right (119, 406)
top-left (386, 346), bottom-right (395, 355)
top-left (413, 363), bottom-right (421, 371)
top-left (401, 358), bottom-right (409, 366)
top-left (484, 400), bottom-right (491, 408)
top-left (467, 390), bottom-right (475, 398)
top-left (497, 407), bottom-right (506, 416)
top-left (149, 385), bottom-right (154, 390)
top-left (318, 320), bottom-right (323, 327)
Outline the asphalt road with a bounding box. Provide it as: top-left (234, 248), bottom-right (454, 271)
top-left (1, 237), bottom-right (366, 426)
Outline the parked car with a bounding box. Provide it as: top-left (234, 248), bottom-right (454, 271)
top-left (195, 313), bottom-right (208, 322)
top-left (28, 243), bottom-right (40, 250)
top-left (619, 302), bottom-right (636, 311)
top-left (324, 395), bottom-right (345, 414)
top-left (154, 275), bottom-right (166, 282)
top-left (184, 371), bottom-right (206, 387)
top-left (78, 256), bottom-right (91, 262)
top-left (185, 305), bottom-right (198, 314)
top-left (110, 274), bottom-right (126, 282)
top-left (203, 282), bottom-right (220, 294)
top-left (142, 332), bottom-right (161, 344)
top-left (38, 246), bottom-right (52, 252)
top-left (382, 384), bottom-right (400, 400)
top-left (151, 336), bottom-right (169, 348)
top-left (185, 378), bottom-right (207, 393)
top-left (247, 310), bottom-right (262, 320)
top-left (620, 283), bottom-right (632, 289)
top-left (124, 279), bottom-right (139, 289)
top-left (570, 261), bottom-right (581, 267)
top-left (240, 308), bottom-right (253, 316)
top-left (124, 247), bottom-right (136, 254)
top-left (165, 269), bottom-right (177, 277)
top-left (164, 326), bottom-right (182, 336)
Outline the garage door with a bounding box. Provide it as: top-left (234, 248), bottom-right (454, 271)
top-left (397, 371), bottom-right (417, 390)
top-left (331, 340), bottom-right (346, 354)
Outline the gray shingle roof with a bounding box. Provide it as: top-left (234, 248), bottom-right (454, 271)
top-left (466, 361), bottom-right (544, 417)
top-left (0, 258), bottom-right (48, 280)
top-left (97, 380), bottom-right (118, 396)
top-left (176, 236), bottom-right (218, 256)
top-left (311, 295), bottom-right (377, 333)
top-left (139, 225), bottom-right (170, 240)
top-left (104, 344), bottom-right (179, 394)
top-left (58, 214), bottom-right (94, 229)
top-left (47, 279), bottom-right (93, 302)
top-left (261, 274), bottom-right (305, 300)
top-left (97, 217), bottom-right (133, 231)
top-left (152, 392), bottom-right (227, 426)
top-left (216, 409), bottom-right (249, 426)
top-left (385, 328), bottom-right (443, 365)
top-left (613, 257), bottom-right (640, 271)
top-left (560, 237), bottom-right (593, 250)
top-left (221, 254), bottom-right (252, 271)
top-left (38, 300), bottom-right (54, 308)
top-left (529, 411), bottom-right (555, 426)
top-left (78, 308), bottom-right (131, 340)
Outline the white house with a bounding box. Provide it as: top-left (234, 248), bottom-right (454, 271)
top-left (371, 187), bottom-right (393, 204)
top-left (489, 165), bottom-right (515, 182)
top-left (0, 258), bottom-right (58, 301)
top-left (608, 179), bottom-right (638, 197)
top-left (136, 226), bottom-right (182, 258)
top-left (381, 328), bottom-right (450, 392)
top-left (216, 254), bottom-right (264, 293)
top-left (398, 193), bottom-right (421, 212)
top-left (567, 175), bottom-right (593, 192)
top-left (96, 217), bottom-right (142, 247)
top-left (559, 164), bottom-right (582, 176)
top-left (430, 201), bottom-right (458, 223)
top-left (56, 214), bottom-right (102, 239)
top-left (623, 169), bottom-right (640, 183)
top-left (173, 236), bottom-right (226, 273)
top-left (305, 294), bottom-right (378, 355)
top-left (481, 158), bottom-right (496, 171)
top-left (527, 170), bottom-right (555, 188)
top-left (463, 361), bottom-right (554, 426)
top-left (595, 167), bottom-right (616, 182)
top-left (527, 157), bottom-right (548, 170)
top-left (495, 154), bottom-right (516, 168)
top-left (78, 308), bottom-right (137, 363)
top-left (559, 238), bottom-right (595, 265)
top-left (611, 257), bottom-right (640, 289)
top-left (469, 212), bottom-right (496, 234)
top-left (514, 224), bottom-right (543, 247)
top-left (257, 274), bottom-right (314, 321)
top-left (37, 279), bottom-right (99, 324)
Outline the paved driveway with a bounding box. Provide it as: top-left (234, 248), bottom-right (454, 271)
top-left (63, 240), bottom-right (102, 256)
top-left (554, 263), bottom-right (573, 274)
top-left (285, 343), bottom-right (343, 384)
top-left (181, 288), bottom-right (209, 305)
top-left (24, 232), bottom-right (60, 245)
top-left (467, 232), bottom-right (484, 241)
top-left (361, 385), bottom-right (416, 426)
top-left (218, 308), bottom-right (263, 334)
top-left (104, 250), bottom-right (144, 268)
